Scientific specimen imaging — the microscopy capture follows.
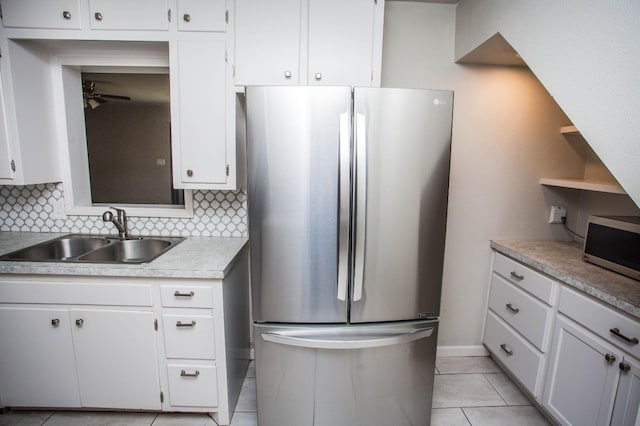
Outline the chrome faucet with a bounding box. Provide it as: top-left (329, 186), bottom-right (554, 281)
top-left (102, 207), bottom-right (129, 240)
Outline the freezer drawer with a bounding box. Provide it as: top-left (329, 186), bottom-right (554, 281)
top-left (254, 321), bottom-right (438, 426)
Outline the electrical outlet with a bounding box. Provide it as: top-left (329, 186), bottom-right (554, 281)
top-left (52, 198), bottom-right (66, 220)
top-left (549, 206), bottom-right (566, 224)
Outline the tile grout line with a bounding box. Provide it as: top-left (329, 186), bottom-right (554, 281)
top-left (482, 373), bottom-right (509, 406)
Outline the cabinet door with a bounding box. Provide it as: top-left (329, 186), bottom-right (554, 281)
top-left (88, 0), bottom-right (169, 30)
top-left (177, 0), bottom-right (226, 32)
top-left (173, 39), bottom-right (228, 186)
top-left (234, 0), bottom-right (301, 85)
top-left (0, 69), bottom-right (14, 179)
top-left (543, 316), bottom-right (621, 426)
top-left (71, 309), bottom-right (161, 410)
top-left (0, 0), bottom-right (82, 29)
top-left (612, 356), bottom-right (640, 426)
top-left (0, 307), bottom-right (80, 407)
top-left (307, 0), bottom-right (375, 87)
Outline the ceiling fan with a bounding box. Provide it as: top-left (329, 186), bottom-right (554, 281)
top-left (82, 79), bottom-right (131, 109)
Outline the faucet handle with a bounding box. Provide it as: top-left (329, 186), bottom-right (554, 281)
top-left (101, 210), bottom-right (114, 222)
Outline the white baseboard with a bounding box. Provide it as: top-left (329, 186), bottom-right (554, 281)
top-left (436, 345), bottom-right (489, 357)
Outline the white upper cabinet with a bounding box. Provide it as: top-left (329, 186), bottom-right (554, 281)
top-left (88, 0), bottom-right (169, 31)
top-left (307, 0), bottom-right (376, 87)
top-left (0, 39), bottom-right (61, 185)
top-left (0, 70), bottom-right (13, 180)
top-left (177, 0), bottom-right (226, 32)
top-left (171, 37), bottom-right (236, 189)
top-left (234, 0), bottom-right (301, 86)
top-left (234, 0), bottom-right (384, 87)
top-left (0, 0), bottom-right (82, 29)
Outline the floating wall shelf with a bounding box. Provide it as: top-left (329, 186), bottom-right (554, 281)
top-left (540, 126), bottom-right (627, 195)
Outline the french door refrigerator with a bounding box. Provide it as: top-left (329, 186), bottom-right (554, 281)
top-left (246, 86), bottom-right (453, 426)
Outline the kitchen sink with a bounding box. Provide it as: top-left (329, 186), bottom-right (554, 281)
top-left (0, 234), bottom-right (184, 264)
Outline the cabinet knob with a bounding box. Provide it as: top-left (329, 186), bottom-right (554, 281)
top-left (314, 73), bottom-right (322, 80)
top-left (75, 318), bottom-right (84, 327)
top-left (620, 362), bottom-right (631, 373)
top-left (605, 353), bottom-right (617, 364)
top-left (62, 11), bottom-right (72, 20)
top-left (183, 13), bottom-right (191, 22)
top-left (94, 12), bottom-right (103, 21)
top-left (186, 169), bottom-right (194, 177)
top-left (51, 318), bottom-right (60, 327)
top-left (284, 71), bottom-right (292, 79)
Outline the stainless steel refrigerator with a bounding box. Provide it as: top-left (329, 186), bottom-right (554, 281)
top-left (246, 86), bottom-right (453, 426)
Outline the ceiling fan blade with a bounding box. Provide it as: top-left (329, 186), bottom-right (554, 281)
top-left (94, 93), bottom-right (131, 101)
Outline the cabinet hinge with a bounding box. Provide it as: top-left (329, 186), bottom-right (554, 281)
top-left (226, 164), bottom-right (230, 176)
top-left (225, 10), bottom-right (229, 24)
top-left (160, 391), bottom-right (164, 403)
top-left (10, 160), bottom-right (15, 172)
top-left (167, 9), bottom-right (172, 22)
top-left (154, 318), bottom-right (158, 331)
top-left (225, 50), bottom-right (228, 63)
top-left (232, 65), bottom-right (235, 78)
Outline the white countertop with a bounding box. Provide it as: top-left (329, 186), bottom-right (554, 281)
top-left (0, 232), bottom-right (249, 280)
top-left (492, 240), bottom-right (640, 320)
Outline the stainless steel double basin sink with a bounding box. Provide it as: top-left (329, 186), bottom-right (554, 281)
top-left (0, 234), bottom-right (185, 264)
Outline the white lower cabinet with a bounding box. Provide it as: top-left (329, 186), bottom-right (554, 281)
top-left (0, 305), bottom-right (160, 410)
top-left (72, 309), bottom-right (161, 410)
top-left (0, 247), bottom-right (250, 425)
top-left (543, 315), bottom-right (622, 425)
top-left (0, 307), bottom-right (80, 407)
top-left (485, 251), bottom-right (640, 426)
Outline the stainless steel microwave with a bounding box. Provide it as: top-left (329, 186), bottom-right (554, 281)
top-left (583, 215), bottom-right (640, 281)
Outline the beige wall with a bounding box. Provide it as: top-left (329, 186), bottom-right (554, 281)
top-left (455, 0), bottom-right (640, 207)
top-left (381, 1), bottom-right (639, 352)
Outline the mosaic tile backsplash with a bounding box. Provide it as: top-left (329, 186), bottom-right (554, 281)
top-left (0, 183), bottom-right (248, 238)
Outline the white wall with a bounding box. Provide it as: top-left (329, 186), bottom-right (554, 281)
top-left (455, 0), bottom-right (640, 207)
top-left (381, 1), bottom-right (618, 351)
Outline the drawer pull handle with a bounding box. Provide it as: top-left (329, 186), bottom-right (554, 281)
top-left (510, 271), bottom-right (524, 280)
top-left (180, 369), bottom-right (200, 377)
top-left (176, 320), bottom-right (196, 327)
top-left (620, 362), bottom-right (631, 373)
top-left (605, 353), bottom-right (617, 363)
top-left (505, 303), bottom-right (520, 314)
top-left (610, 328), bottom-right (639, 345)
top-left (500, 343), bottom-right (514, 356)
top-left (51, 318), bottom-right (60, 327)
top-left (174, 291), bottom-right (195, 297)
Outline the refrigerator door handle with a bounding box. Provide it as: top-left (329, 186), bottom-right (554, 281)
top-left (353, 113), bottom-right (367, 301)
top-left (260, 327), bottom-right (433, 350)
top-left (337, 112), bottom-right (350, 302)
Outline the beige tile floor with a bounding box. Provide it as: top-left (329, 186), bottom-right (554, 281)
top-left (0, 356), bottom-right (551, 426)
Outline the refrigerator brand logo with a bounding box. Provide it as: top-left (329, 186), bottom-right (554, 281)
top-left (433, 98), bottom-right (447, 106)
top-left (418, 312), bottom-right (434, 318)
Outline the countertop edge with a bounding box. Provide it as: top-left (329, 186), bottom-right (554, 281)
top-left (490, 240), bottom-right (640, 320)
top-left (0, 232), bottom-right (249, 280)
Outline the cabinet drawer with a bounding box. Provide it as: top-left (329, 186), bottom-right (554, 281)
top-left (489, 274), bottom-right (553, 351)
top-left (559, 286), bottom-right (640, 359)
top-left (167, 363), bottom-right (218, 408)
top-left (0, 0), bottom-right (82, 29)
top-left (162, 314), bottom-right (215, 359)
top-left (0, 281), bottom-right (152, 306)
top-left (160, 285), bottom-right (213, 308)
top-left (88, 0), bottom-right (169, 31)
top-left (493, 253), bottom-right (556, 305)
top-left (484, 312), bottom-right (545, 398)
